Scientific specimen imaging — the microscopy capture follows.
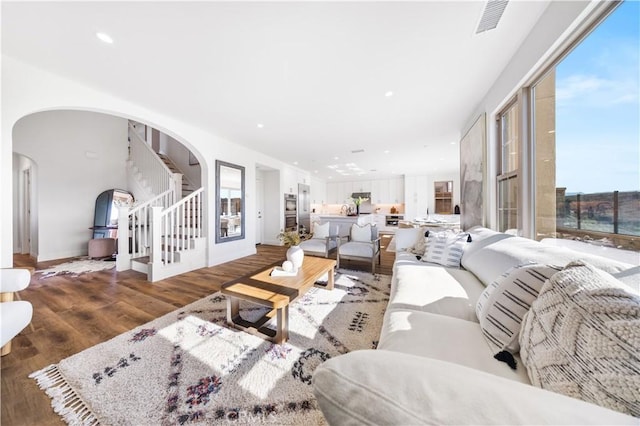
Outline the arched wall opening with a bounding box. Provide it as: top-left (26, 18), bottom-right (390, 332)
top-left (12, 109), bottom-right (207, 262)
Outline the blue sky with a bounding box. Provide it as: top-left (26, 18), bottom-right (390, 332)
top-left (555, 0), bottom-right (639, 193)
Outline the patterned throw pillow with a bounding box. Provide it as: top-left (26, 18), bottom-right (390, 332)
top-left (476, 263), bottom-right (561, 355)
top-left (519, 261), bottom-right (640, 417)
top-left (422, 230), bottom-right (470, 268)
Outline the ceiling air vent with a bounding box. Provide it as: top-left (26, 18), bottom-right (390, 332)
top-left (476, 0), bottom-right (509, 34)
top-left (351, 149), bottom-right (365, 154)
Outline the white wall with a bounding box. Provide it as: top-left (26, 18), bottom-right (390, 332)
top-left (1, 54), bottom-right (316, 268)
top-left (160, 133), bottom-right (202, 188)
top-left (404, 172), bottom-right (460, 221)
top-left (461, 1), bottom-right (592, 230)
top-left (13, 111), bottom-right (128, 261)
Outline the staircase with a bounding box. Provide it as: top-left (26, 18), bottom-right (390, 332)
top-left (158, 154), bottom-right (197, 198)
top-left (116, 122), bottom-right (206, 282)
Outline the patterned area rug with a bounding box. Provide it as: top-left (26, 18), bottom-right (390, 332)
top-left (31, 269), bottom-right (390, 425)
top-left (35, 258), bottom-right (115, 278)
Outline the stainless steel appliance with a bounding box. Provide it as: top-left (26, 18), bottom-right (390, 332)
top-left (351, 192), bottom-right (373, 214)
top-left (284, 193), bottom-right (297, 231)
top-left (298, 183), bottom-right (311, 233)
top-left (385, 214), bottom-right (403, 227)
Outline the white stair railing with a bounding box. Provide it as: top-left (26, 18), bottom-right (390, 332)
top-left (116, 189), bottom-right (175, 271)
top-left (151, 187), bottom-right (204, 267)
top-left (128, 122), bottom-right (183, 196)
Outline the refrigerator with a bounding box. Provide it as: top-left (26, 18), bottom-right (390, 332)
top-left (298, 183), bottom-right (311, 233)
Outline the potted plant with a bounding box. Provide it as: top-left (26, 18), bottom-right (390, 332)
top-left (277, 230), bottom-right (304, 270)
top-left (351, 196), bottom-right (369, 216)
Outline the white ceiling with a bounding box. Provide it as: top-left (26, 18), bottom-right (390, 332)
top-left (2, 1), bottom-right (550, 181)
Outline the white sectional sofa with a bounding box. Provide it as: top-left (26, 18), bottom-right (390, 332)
top-left (313, 226), bottom-right (639, 425)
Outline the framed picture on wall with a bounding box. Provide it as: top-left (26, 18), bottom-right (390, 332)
top-left (460, 113), bottom-right (486, 230)
top-left (189, 152), bottom-right (199, 166)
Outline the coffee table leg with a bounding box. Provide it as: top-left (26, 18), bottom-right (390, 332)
top-left (326, 267), bottom-right (335, 290)
top-left (227, 297), bottom-right (240, 325)
top-left (273, 305), bottom-right (289, 344)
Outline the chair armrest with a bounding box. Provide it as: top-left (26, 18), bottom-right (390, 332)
top-left (313, 350), bottom-right (635, 426)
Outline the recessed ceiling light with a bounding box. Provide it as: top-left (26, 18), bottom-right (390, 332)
top-left (450, 141), bottom-right (456, 145)
top-left (257, 123), bottom-right (264, 128)
top-left (333, 156), bottom-right (339, 160)
top-left (293, 161), bottom-right (298, 165)
top-left (385, 91), bottom-right (394, 97)
top-left (328, 176), bottom-right (333, 179)
top-left (96, 32), bottom-right (114, 44)
top-left (314, 170), bottom-right (318, 173)
top-left (384, 150), bottom-right (390, 154)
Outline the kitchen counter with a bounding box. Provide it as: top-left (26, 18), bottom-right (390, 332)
top-left (315, 214), bottom-right (374, 234)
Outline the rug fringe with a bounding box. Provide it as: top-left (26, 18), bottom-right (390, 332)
top-left (29, 364), bottom-right (99, 426)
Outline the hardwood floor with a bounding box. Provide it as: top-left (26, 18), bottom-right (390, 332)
top-left (1, 238), bottom-right (395, 426)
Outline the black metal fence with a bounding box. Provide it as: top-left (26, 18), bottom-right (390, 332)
top-left (557, 190), bottom-right (640, 237)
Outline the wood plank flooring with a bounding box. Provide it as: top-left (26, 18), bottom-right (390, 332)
top-left (1, 238), bottom-right (395, 426)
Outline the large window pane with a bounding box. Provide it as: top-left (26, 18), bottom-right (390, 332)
top-left (498, 175), bottom-right (518, 232)
top-left (500, 104), bottom-right (519, 174)
top-left (533, 1), bottom-right (639, 249)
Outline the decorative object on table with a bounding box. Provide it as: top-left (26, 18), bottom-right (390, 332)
top-left (270, 260), bottom-right (298, 277)
top-left (31, 269), bottom-right (390, 425)
top-left (278, 229), bottom-right (304, 270)
top-left (350, 196), bottom-right (369, 216)
top-left (390, 206), bottom-right (397, 214)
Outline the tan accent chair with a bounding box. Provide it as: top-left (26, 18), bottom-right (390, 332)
top-left (0, 269), bottom-right (33, 356)
top-left (337, 223), bottom-right (381, 273)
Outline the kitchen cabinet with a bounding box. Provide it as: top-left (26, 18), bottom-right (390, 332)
top-left (391, 176), bottom-right (404, 204)
top-left (352, 180), bottom-right (371, 193)
top-left (282, 167), bottom-right (309, 194)
top-left (326, 176), bottom-right (405, 205)
top-left (310, 177), bottom-right (326, 204)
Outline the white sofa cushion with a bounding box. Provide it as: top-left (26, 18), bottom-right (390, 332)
top-left (393, 227), bottom-right (423, 252)
top-left (339, 241), bottom-right (375, 257)
top-left (299, 238), bottom-right (337, 254)
top-left (423, 230), bottom-right (470, 268)
top-left (476, 263), bottom-right (562, 354)
top-left (613, 266), bottom-right (640, 293)
top-left (378, 309), bottom-right (530, 383)
top-left (313, 350), bottom-right (637, 426)
top-left (462, 235), bottom-right (633, 286)
top-left (520, 261), bottom-right (640, 417)
top-left (391, 260), bottom-right (484, 322)
top-left (312, 221), bottom-right (330, 239)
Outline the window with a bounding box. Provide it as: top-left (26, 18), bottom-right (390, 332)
top-left (497, 100), bottom-right (519, 233)
top-left (532, 1), bottom-right (639, 249)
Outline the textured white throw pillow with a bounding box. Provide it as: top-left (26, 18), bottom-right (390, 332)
top-left (313, 222), bottom-right (330, 239)
top-left (350, 224), bottom-right (372, 243)
top-left (394, 227), bottom-right (423, 252)
top-left (422, 230), bottom-right (470, 268)
top-left (476, 263), bottom-right (561, 354)
top-left (519, 261), bottom-right (640, 417)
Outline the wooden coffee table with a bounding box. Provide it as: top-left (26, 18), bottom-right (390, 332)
top-left (221, 256), bottom-right (336, 344)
